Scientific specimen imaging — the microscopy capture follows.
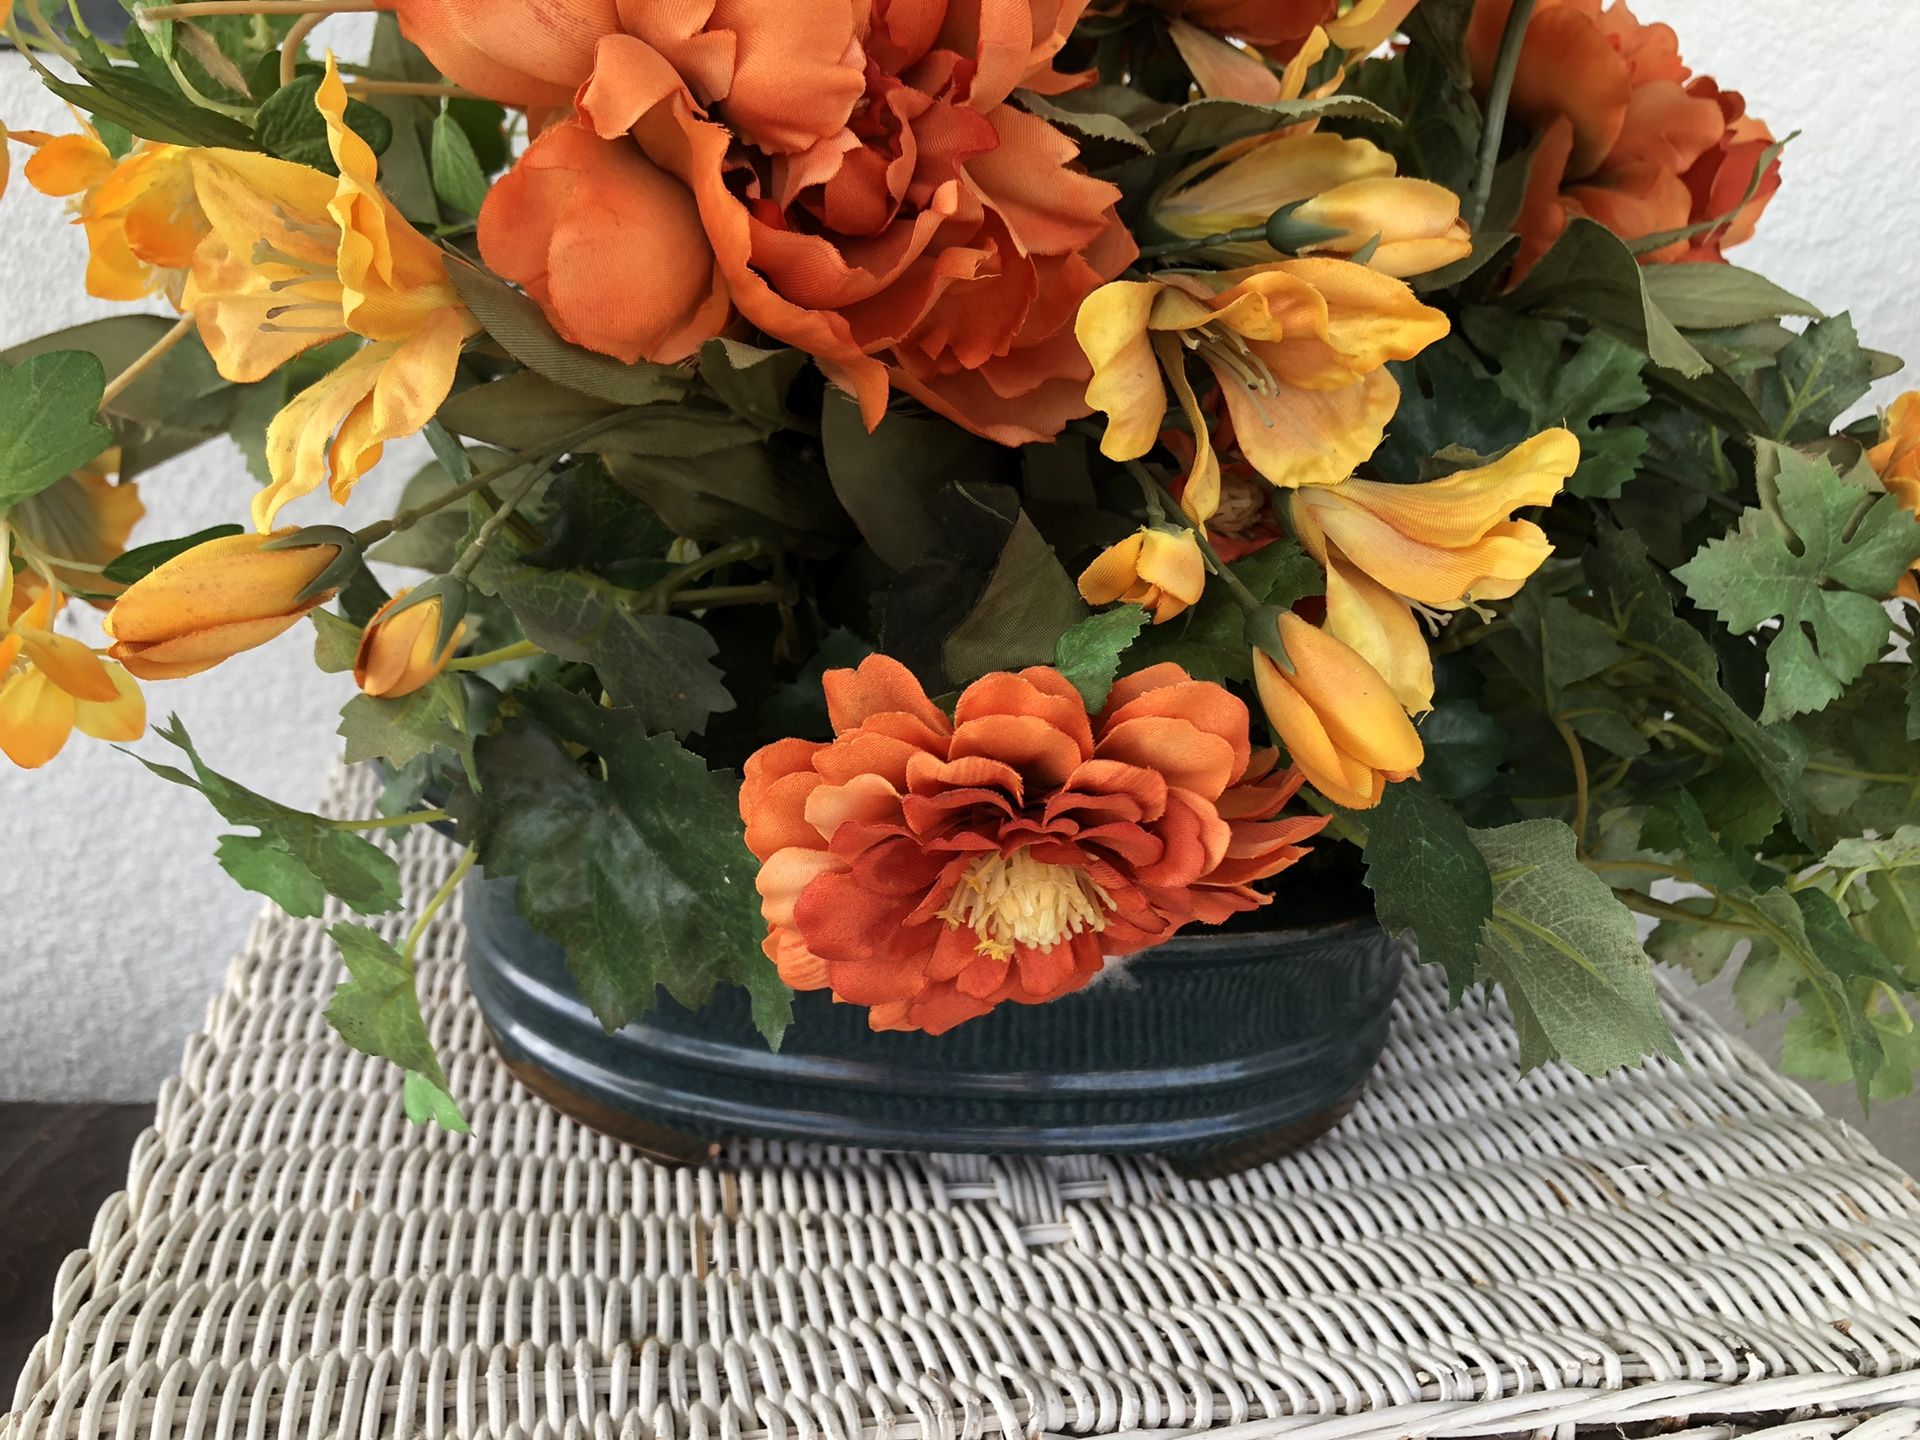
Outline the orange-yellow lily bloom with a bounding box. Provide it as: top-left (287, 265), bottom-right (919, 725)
top-left (1288, 428), bottom-right (1579, 713)
top-left (1077, 526), bottom-right (1208, 623)
top-left (17, 126), bottom-right (204, 302)
top-left (1076, 261), bottom-right (1448, 521)
top-left (183, 56), bottom-right (479, 531)
top-left (1868, 392), bottom-right (1920, 602)
top-left (103, 530), bottom-right (343, 681)
top-left (1154, 131), bottom-right (1472, 279)
top-left (355, 587), bottom-right (464, 698)
top-left (1251, 611), bottom-right (1423, 811)
top-left (0, 589), bottom-right (146, 769)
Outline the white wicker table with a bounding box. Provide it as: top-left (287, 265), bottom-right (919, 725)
top-left (7, 769), bottom-right (1920, 1440)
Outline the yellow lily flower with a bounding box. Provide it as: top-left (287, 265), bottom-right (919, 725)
top-left (1154, 131), bottom-right (1471, 279)
top-left (1251, 611), bottom-right (1423, 811)
top-left (1077, 526), bottom-right (1208, 623)
top-left (1288, 428), bottom-right (1580, 713)
top-left (1076, 260), bottom-right (1448, 521)
top-left (183, 55), bottom-right (479, 531)
top-left (0, 588), bottom-right (146, 769)
top-left (1168, 22), bottom-right (1334, 104)
top-left (17, 125), bottom-right (203, 302)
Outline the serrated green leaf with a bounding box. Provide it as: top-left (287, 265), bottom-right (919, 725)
top-left (459, 689), bottom-right (791, 1044)
top-left (1640, 264), bottom-right (1820, 330)
top-left (1761, 313), bottom-right (1872, 443)
top-left (326, 922), bottom-right (466, 1129)
top-left (1503, 217), bottom-right (1709, 378)
top-left (1676, 445), bottom-right (1920, 722)
top-left (1414, 698), bottom-right (1505, 799)
top-left (128, 716), bottom-right (401, 915)
top-left (1143, 93), bottom-right (1394, 154)
top-left (1644, 896), bottom-right (1741, 983)
top-left (429, 106), bottom-right (489, 215)
top-left (338, 678), bottom-right (471, 771)
top-left (216, 834), bottom-right (327, 918)
top-left (1361, 781), bottom-right (1492, 1000)
top-left (310, 608), bottom-right (362, 673)
top-left (1471, 819), bottom-right (1680, 1074)
top-left (0, 352), bottom-right (114, 508)
top-left (500, 570), bottom-right (733, 737)
top-left (1053, 606), bottom-right (1149, 711)
top-left (1823, 825), bottom-right (1920, 877)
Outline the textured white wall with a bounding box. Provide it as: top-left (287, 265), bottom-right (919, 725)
top-left (2, 5), bottom-right (1917, 1167)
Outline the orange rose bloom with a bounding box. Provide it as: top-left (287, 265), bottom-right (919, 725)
top-left (740, 655), bottom-right (1327, 1033)
top-left (1467, 0), bottom-right (1779, 278)
top-left (479, 0), bottom-right (1137, 444)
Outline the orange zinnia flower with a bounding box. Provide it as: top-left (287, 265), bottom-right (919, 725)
top-left (478, 0), bottom-right (1135, 444)
top-left (740, 656), bottom-right (1327, 1033)
top-left (1467, 0), bottom-right (1778, 278)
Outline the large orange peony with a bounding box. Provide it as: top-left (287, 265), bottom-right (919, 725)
top-left (740, 655), bottom-right (1327, 1033)
top-left (468, 0), bottom-right (1135, 443)
top-left (1467, 0), bottom-right (1779, 278)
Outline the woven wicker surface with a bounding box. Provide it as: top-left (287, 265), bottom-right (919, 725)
top-left (6, 768), bottom-right (1920, 1440)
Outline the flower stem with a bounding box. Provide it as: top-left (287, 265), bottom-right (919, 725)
top-left (403, 846), bottom-right (475, 967)
top-left (100, 313), bottom-right (198, 411)
top-left (1550, 712), bottom-right (1591, 855)
top-left (328, 808), bottom-right (449, 831)
top-left (449, 464), bottom-right (543, 582)
top-left (1464, 0), bottom-right (1537, 230)
top-left (1125, 458), bottom-right (1262, 611)
top-left (447, 638), bottom-right (542, 671)
top-left (345, 79), bottom-right (479, 98)
top-left (635, 538), bottom-right (769, 614)
top-left (136, 0), bottom-right (377, 18)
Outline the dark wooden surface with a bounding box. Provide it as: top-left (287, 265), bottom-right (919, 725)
top-left (0, 1103), bottom-right (154, 1407)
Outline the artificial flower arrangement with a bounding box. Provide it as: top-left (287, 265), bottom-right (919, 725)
top-left (4, 0), bottom-right (1919, 1131)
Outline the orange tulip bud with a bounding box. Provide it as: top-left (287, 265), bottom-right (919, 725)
top-left (1251, 612), bottom-right (1423, 810)
top-left (102, 530), bottom-right (345, 681)
top-left (1077, 526), bottom-right (1208, 623)
top-left (354, 585), bottom-right (465, 698)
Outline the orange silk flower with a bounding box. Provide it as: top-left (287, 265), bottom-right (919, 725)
top-left (1467, 0), bottom-right (1779, 278)
top-left (740, 655), bottom-right (1326, 1033)
top-left (1869, 392), bottom-right (1920, 603)
top-left (477, 0), bottom-right (1137, 444)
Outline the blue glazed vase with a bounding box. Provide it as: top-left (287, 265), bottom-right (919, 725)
top-left (463, 871), bottom-right (1403, 1173)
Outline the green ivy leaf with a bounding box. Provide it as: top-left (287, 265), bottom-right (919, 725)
top-left (500, 570), bottom-right (733, 737)
top-left (310, 608), bottom-right (362, 673)
top-left (1053, 605), bottom-right (1149, 711)
top-left (1503, 217), bottom-right (1710, 378)
top-left (0, 352), bottom-right (114, 509)
top-left (1361, 782), bottom-right (1492, 1000)
top-left (429, 107), bottom-right (488, 215)
top-left (1471, 819), bottom-right (1680, 1074)
top-left (1760, 313), bottom-right (1872, 442)
top-left (1675, 445), bottom-right (1920, 722)
top-left (338, 677), bottom-right (474, 775)
top-left (253, 73), bottom-right (392, 173)
top-left (459, 688), bottom-right (791, 1044)
top-left (216, 834), bottom-right (327, 918)
top-left (325, 922), bottom-right (467, 1131)
top-left (128, 716), bottom-right (401, 915)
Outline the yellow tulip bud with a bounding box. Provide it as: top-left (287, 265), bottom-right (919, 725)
top-left (1077, 526), bottom-right (1208, 624)
top-left (1251, 612), bottom-right (1423, 811)
top-left (355, 587), bottom-right (463, 698)
top-left (103, 530), bottom-right (343, 681)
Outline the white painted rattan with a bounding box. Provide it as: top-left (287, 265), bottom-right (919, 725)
top-left (6, 766), bottom-right (1920, 1440)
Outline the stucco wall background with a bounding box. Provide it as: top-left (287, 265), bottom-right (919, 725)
top-left (2, 5), bottom-right (1918, 1169)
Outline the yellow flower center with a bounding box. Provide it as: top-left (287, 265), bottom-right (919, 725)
top-left (937, 849), bottom-right (1114, 960)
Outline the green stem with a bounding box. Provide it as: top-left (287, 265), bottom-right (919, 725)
top-left (1464, 0), bottom-right (1537, 230)
top-left (1550, 713), bottom-right (1590, 855)
top-left (1614, 888), bottom-right (1760, 935)
top-left (1124, 458), bottom-right (1263, 612)
top-left (403, 846), bottom-right (476, 967)
top-left (447, 638), bottom-right (542, 671)
top-left (449, 465), bottom-right (543, 582)
top-left (667, 581), bottom-right (794, 610)
top-left (1136, 223), bottom-right (1268, 261)
top-left (328, 809), bottom-right (449, 831)
top-left (635, 538), bottom-right (769, 614)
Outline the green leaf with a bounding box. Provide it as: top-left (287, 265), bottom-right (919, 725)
top-left (445, 261), bottom-right (694, 407)
top-left (1644, 896), bottom-right (1742, 983)
top-left (1760, 314), bottom-right (1872, 443)
top-left (338, 678), bottom-right (472, 772)
top-left (310, 608), bottom-right (363, 674)
top-left (216, 834), bottom-right (326, 918)
top-left (1471, 819), bottom-right (1680, 1074)
top-left (521, 464), bottom-right (676, 588)
top-left (500, 570), bottom-right (733, 737)
top-left (460, 690), bottom-right (791, 1043)
top-left (430, 106), bottom-right (489, 215)
top-left (820, 392), bottom-right (1003, 570)
top-left (1462, 310), bottom-right (1650, 498)
top-left (1053, 606), bottom-right (1149, 711)
top-left (942, 512), bottom-right (1089, 685)
top-left (325, 922), bottom-right (467, 1130)
top-left (0, 352), bottom-right (114, 508)
top-left (1143, 93), bottom-right (1394, 155)
top-left (129, 716), bottom-right (402, 915)
top-left (1675, 445), bottom-right (1920, 722)
top-left (253, 73), bottom-right (392, 172)
top-left (101, 524), bottom-right (244, 585)
top-left (1640, 264), bottom-right (1821, 331)
top-left (39, 63), bottom-right (257, 148)
top-left (1361, 782), bottom-right (1492, 1000)
top-left (1013, 87), bottom-right (1152, 157)
top-left (1639, 787), bottom-right (1758, 895)
top-left (1415, 699), bottom-right (1505, 799)
top-left (1585, 523), bottom-right (1809, 844)
top-left (1131, 541), bottom-right (1322, 683)
top-left (697, 339), bottom-right (809, 434)
top-left (1373, 338), bottom-right (1530, 485)
top-left (1504, 217), bottom-right (1710, 378)
top-left (1823, 825), bottom-right (1920, 878)
top-left (368, 459), bottom-right (473, 571)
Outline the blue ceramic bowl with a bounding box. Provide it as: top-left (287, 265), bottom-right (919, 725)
top-left (464, 871), bottom-right (1403, 1171)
